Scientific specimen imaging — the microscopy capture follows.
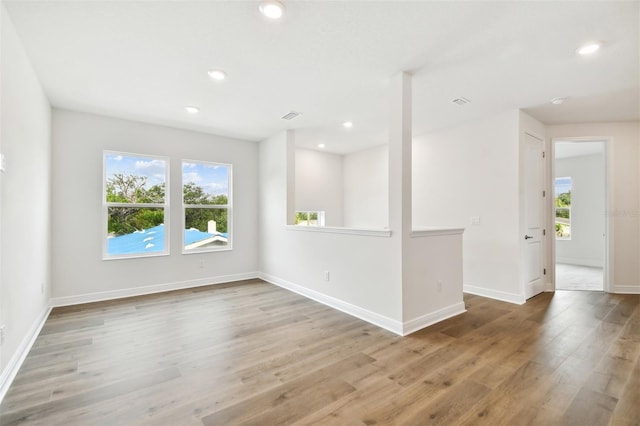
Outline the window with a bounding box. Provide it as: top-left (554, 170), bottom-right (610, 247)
top-left (182, 160), bottom-right (232, 252)
top-left (295, 211), bottom-right (325, 226)
top-left (555, 177), bottom-right (571, 240)
top-left (103, 152), bottom-right (169, 258)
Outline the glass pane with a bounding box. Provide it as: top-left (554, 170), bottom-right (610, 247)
top-left (184, 208), bottom-right (229, 250)
top-left (105, 153), bottom-right (166, 203)
top-left (555, 208), bottom-right (571, 239)
top-left (183, 162), bottom-right (229, 205)
top-left (107, 207), bottom-right (165, 255)
top-left (554, 177), bottom-right (571, 208)
top-left (295, 212), bottom-right (308, 225)
top-left (555, 177), bottom-right (572, 239)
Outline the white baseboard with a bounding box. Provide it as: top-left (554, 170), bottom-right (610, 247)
top-left (611, 285), bottom-right (640, 294)
top-left (464, 284), bottom-right (526, 305)
top-left (50, 272), bottom-right (259, 307)
top-left (402, 302), bottom-right (466, 335)
top-left (556, 258), bottom-right (603, 268)
top-left (0, 304), bottom-right (52, 404)
top-left (260, 273), bottom-right (467, 336)
top-left (259, 272), bottom-right (404, 336)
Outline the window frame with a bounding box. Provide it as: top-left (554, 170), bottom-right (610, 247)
top-left (102, 151), bottom-right (170, 260)
top-left (554, 176), bottom-right (572, 241)
top-left (181, 159), bottom-right (233, 254)
top-left (295, 211), bottom-right (326, 227)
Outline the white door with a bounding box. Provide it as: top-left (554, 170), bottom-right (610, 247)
top-left (523, 133), bottom-right (545, 299)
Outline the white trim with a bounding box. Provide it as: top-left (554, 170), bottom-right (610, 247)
top-left (611, 285), bottom-right (640, 294)
top-left (411, 227), bottom-right (464, 238)
top-left (464, 284), bottom-right (526, 305)
top-left (259, 272), bottom-right (403, 335)
top-left (402, 302), bottom-right (466, 335)
top-left (549, 137), bottom-right (613, 293)
top-left (181, 160), bottom-right (233, 255)
top-left (0, 304), bottom-right (52, 404)
top-left (50, 272), bottom-right (259, 307)
top-left (285, 225), bottom-right (392, 238)
top-left (103, 151), bottom-right (170, 260)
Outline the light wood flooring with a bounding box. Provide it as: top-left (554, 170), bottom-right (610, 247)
top-left (1, 279), bottom-right (638, 425)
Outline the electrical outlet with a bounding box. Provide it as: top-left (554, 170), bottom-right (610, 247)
top-left (41, 282), bottom-right (45, 294)
top-left (470, 216), bottom-right (481, 225)
top-left (0, 325), bottom-right (5, 345)
top-left (437, 280), bottom-right (443, 293)
top-left (199, 260), bottom-right (205, 269)
top-left (323, 271), bottom-right (330, 282)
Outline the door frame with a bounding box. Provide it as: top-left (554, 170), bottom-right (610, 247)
top-left (549, 136), bottom-right (613, 292)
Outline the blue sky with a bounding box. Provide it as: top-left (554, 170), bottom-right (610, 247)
top-left (105, 154), bottom-right (229, 197)
top-left (183, 161), bottom-right (229, 196)
top-left (105, 153), bottom-right (166, 187)
top-left (555, 177), bottom-right (571, 196)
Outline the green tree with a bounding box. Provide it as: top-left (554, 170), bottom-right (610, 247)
top-left (183, 182), bottom-right (228, 233)
top-left (555, 191), bottom-right (571, 207)
top-left (106, 173), bottom-right (165, 235)
top-left (295, 212), bottom-right (307, 225)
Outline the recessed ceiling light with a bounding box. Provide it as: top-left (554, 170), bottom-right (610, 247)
top-left (577, 42), bottom-right (601, 56)
top-left (343, 121), bottom-right (353, 128)
top-left (259, 0), bottom-right (285, 19)
top-left (185, 106), bottom-right (200, 114)
top-left (550, 97), bottom-right (566, 105)
top-left (208, 69), bottom-right (227, 81)
top-left (318, 143), bottom-right (326, 149)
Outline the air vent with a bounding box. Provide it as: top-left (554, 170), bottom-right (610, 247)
top-left (281, 111), bottom-right (302, 120)
top-left (452, 97), bottom-right (471, 105)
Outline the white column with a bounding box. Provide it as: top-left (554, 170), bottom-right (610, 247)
top-left (285, 129), bottom-right (296, 226)
top-left (388, 71), bottom-right (413, 322)
top-left (388, 72), bottom-right (412, 239)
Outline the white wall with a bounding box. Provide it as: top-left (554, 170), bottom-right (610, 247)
top-left (259, 131), bottom-right (403, 328)
top-left (555, 153), bottom-right (605, 267)
top-left (295, 149), bottom-right (343, 227)
top-left (413, 110), bottom-right (523, 303)
top-left (404, 230), bottom-right (464, 326)
top-left (51, 110), bottom-right (259, 304)
top-left (547, 122), bottom-right (640, 293)
top-left (0, 4), bottom-right (52, 388)
top-left (343, 144), bottom-right (388, 229)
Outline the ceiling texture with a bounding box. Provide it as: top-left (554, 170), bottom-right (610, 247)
top-left (4, 1), bottom-right (639, 154)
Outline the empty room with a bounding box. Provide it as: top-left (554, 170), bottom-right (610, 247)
top-left (1, 1), bottom-right (639, 425)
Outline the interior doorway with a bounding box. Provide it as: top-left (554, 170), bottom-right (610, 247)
top-left (553, 140), bottom-right (606, 291)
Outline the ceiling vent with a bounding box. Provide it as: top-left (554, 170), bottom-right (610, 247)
top-left (452, 97), bottom-right (471, 105)
top-left (281, 111), bottom-right (302, 120)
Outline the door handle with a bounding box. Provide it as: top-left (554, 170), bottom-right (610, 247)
top-left (524, 235), bottom-right (533, 240)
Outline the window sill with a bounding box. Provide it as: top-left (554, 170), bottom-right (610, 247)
top-left (411, 227), bottom-right (465, 238)
top-left (103, 252), bottom-right (170, 261)
top-left (285, 225), bottom-right (392, 238)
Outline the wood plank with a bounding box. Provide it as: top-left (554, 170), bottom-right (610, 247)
top-left (1, 283), bottom-right (638, 425)
top-left (561, 388), bottom-right (618, 426)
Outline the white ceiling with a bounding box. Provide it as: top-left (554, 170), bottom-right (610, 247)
top-left (4, 1), bottom-right (639, 154)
